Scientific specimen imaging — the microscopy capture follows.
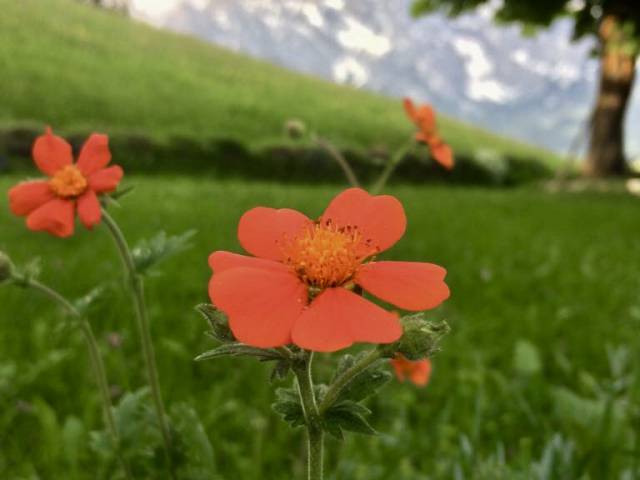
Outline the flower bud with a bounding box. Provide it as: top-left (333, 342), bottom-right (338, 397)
top-left (284, 119), bottom-right (306, 140)
top-left (381, 313), bottom-right (450, 360)
top-left (0, 251), bottom-right (14, 284)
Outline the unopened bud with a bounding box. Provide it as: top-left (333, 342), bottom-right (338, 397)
top-left (381, 313), bottom-right (450, 360)
top-left (0, 251), bottom-right (14, 284)
top-left (284, 119), bottom-right (306, 140)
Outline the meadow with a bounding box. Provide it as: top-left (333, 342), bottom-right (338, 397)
top-left (1, 174), bottom-right (639, 478)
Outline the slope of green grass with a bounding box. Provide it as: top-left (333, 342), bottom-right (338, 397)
top-left (0, 175), bottom-right (638, 478)
top-left (0, 0), bottom-right (558, 167)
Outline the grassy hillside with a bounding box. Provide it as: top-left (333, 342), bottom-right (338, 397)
top-left (0, 0), bottom-right (558, 167)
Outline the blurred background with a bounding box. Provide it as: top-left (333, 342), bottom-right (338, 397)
top-left (1, 0), bottom-right (639, 479)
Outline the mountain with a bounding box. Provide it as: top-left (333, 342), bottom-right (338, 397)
top-left (130, 0), bottom-right (640, 157)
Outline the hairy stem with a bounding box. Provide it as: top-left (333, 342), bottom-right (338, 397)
top-left (318, 349), bottom-right (382, 414)
top-left (370, 142), bottom-right (413, 195)
top-left (294, 352), bottom-right (324, 480)
top-left (23, 278), bottom-right (132, 479)
top-left (313, 136), bottom-right (360, 188)
top-left (101, 208), bottom-right (175, 478)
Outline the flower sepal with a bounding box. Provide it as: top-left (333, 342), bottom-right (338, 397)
top-left (194, 342), bottom-right (285, 362)
top-left (196, 303), bottom-right (235, 343)
top-left (379, 313), bottom-right (450, 361)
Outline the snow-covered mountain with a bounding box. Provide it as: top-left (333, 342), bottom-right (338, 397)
top-left (129, 0), bottom-right (640, 156)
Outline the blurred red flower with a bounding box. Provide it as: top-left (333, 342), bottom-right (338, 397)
top-left (391, 355), bottom-right (432, 387)
top-left (8, 127), bottom-right (123, 237)
top-left (403, 98), bottom-right (454, 170)
top-left (208, 188), bottom-right (450, 352)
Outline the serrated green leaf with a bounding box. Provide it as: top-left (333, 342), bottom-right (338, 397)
top-left (331, 351), bottom-right (370, 383)
top-left (323, 403), bottom-right (377, 437)
top-left (132, 230), bottom-right (197, 275)
top-left (331, 400), bottom-right (371, 417)
top-left (336, 368), bottom-right (392, 403)
top-left (272, 387), bottom-right (305, 428)
top-left (195, 303), bottom-right (235, 343)
top-left (195, 343), bottom-right (282, 362)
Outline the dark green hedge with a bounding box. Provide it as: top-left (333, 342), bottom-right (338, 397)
top-left (0, 127), bottom-right (552, 186)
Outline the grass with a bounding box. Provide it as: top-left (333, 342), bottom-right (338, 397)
top-left (0, 0), bottom-right (559, 168)
top-left (0, 175), bottom-right (638, 478)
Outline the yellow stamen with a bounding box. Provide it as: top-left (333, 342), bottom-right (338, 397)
top-left (49, 165), bottom-right (87, 198)
top-left (283, 222), bottom-right (363, 288)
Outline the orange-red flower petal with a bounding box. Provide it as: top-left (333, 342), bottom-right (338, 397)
top-left (391, 356), bottom-right (432, 387)
top-left (77, 134), bottom-right (112, 176)
top-left (8, 181), bottom-right (54, 216)
top-left (238, 207), bottom-right (312, 261)
top-left (26, 198), bottom-right (75, 238)
top-left (320, 188), bottom-right (406, 255)
top-left (32, 127), bottom-right (73, 176)
top-left (209, 267), bottom-right (307, 348)
top-left (292, 287), bottom-right (402, 352)
top-left (430, 143), bottom-right (454, 170)
top-left (403, 97), bottom-right (418, 122)
top-left (77, 189), bottom-right (101, 229)
top-left (208, 250), bottom-right (290, 274)
top-left (356, 261), bottom-right (449, 311)
top-left (88, 165), bottom-right (123, 193)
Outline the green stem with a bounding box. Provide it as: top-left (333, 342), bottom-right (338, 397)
top-left (293, 352), bottom-right (324, 480)
top-left (318, 349), bottom-right (382, 415)
top-left (24, 278), bottom-right (132, 479)
top-left (313, 136), bottom-right (360, 188)
top-left (370, 141), bottom-right (413, 195)
top-left (101, 209), bottom-right (175, 478)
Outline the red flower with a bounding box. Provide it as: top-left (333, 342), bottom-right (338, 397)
top-left (208, 188), bottom-right (450, 352)
top-left (403, 98), bottom-right (454, 170)
top-left (391, 355), bottom-right (432, 387)
top-left (8, 128), bottom-right (123, 237)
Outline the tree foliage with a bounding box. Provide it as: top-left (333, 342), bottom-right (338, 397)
top-left (411, 0), bottom-right (640, 53)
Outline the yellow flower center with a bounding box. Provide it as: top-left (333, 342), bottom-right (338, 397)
top-left (49, 165), bottom-right (88, 198)
top-left (283, 222), bottom-right (364, 289)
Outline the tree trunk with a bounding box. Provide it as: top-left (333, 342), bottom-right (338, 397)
top-left (585, 14), bottom-right (636, 177)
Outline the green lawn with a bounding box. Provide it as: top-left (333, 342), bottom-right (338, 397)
top-left (0, 0), bottom-right (559, 168)
top-left (1, 175), bottom-right (638, 478)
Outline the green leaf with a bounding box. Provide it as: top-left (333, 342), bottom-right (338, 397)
top-left (331, 351), bottom-right (370, 383)
top-left (109, 184), bottom-right (136, 201)
top-left (514, 339), bottom-right (542, 375)
top-left (272, 387), bottom-right (305, 428)
top-left (72, 285), bottom-right (105, 316)
top-left (132, 230), bottom-right (197, 275)
top-left (12, 257), bottom-right (42, 286)
top-left (170, 403), bottom-right (216, 475)
top-left (322, 401), bottom-right (377, 439)
top-left (195, 303), bottom-right (235, 343)
top-left (195, 343), bottom-right (282, 362)
top-left (335, 367), bottom-right (392, 403)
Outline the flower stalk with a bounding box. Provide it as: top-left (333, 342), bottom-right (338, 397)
top-left (312, 135), bottom-right (360, 188)
top-left (101, 208), bottom-right (175, 478)
top-left (293, 352), bottom-right (324, 480)
top-left (370, 141), bottom-right (413, 195)
top-left (318, 349), bottom-right (381, 414)
top-left (12, 274), bottom-right (132, 479)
